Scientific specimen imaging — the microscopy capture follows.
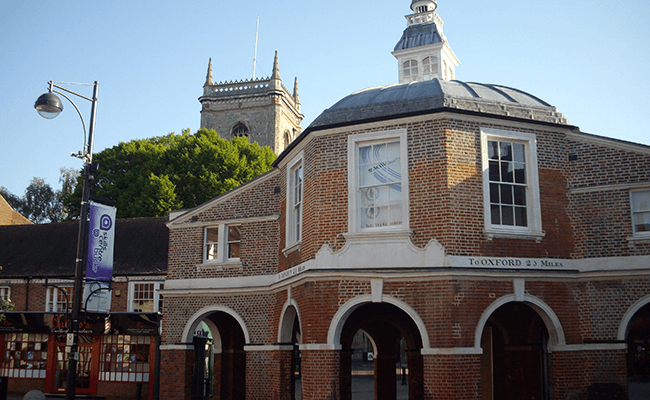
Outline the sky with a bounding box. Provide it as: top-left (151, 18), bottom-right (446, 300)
top-left (1, 0), bottom-right (648, 197)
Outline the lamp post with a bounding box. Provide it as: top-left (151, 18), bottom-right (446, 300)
top-left (35, 81), bottom-right (99, 400)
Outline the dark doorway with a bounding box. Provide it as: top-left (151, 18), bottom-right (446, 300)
top-left (203, 312), bottom-right (246, 400)
top-left (481, 302), bottom-right (550, 400)
top-left (339, 303), bottom-right (423, 400)
top-left (626, 302), bottom-right (650, 399)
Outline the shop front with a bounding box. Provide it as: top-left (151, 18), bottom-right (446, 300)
top-left (0, 312), bottom-right (159, 399)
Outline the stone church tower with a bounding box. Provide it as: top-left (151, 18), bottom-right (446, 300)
top-left (199, 52), bottom-right (304, 155)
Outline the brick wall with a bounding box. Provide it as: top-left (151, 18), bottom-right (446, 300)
top-left (167, 171), bottom-right (282, 281)
top-left (159, 348), bottom-right (193, 400)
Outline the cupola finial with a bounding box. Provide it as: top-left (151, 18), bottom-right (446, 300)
top-left (411, 0), bottom-right (437, 13)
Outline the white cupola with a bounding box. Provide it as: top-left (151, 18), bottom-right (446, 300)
top-left (392, 0), bottom-right (460, 84)
top-left (411, 0), bottom-right (437, 13)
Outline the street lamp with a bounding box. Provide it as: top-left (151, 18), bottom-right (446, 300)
top-left (35, 81), bottom-right (99, 400)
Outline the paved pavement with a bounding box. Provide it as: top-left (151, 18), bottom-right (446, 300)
top-left (631, 381), bottom-right (650, 400)
top-left (7, 379), bottom-right (649, 399)
top-left (295, 375), bottom-right (408, 400)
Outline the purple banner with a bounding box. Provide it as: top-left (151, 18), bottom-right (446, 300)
top-left (83, 201), bottom-right (116, 312)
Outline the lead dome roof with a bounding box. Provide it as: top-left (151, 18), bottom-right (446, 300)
top-left (309, 78), bottom-right (569, 129)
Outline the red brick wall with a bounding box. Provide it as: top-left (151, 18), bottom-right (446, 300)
top-left (552, 350), bottom-right (628, 400)
top-left (300, 350), bottom-right (340, 400)
top-left (422, 354), bottom-right (481, 400)
top-left (167, 172), bottom-right (282, 281)
top-left (159, 348), bottom-right (193, 400)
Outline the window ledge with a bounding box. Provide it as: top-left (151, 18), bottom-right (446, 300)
top-left (196, 260), bottom-right (241, 271)
top-left (282, 242), bottom-right (301, 257)
top-left (343, 230), bottom-right (413, 242)
top-left (628, 235), bottom-right (650, 247)
top-left (484, 229), bottom-right (545, 243)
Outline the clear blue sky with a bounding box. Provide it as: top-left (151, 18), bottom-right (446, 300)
top-left (1, 0), bottom-right (648, 197)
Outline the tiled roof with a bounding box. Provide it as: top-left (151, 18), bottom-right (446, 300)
top-left (0, 194), bottom-right (31, 226)
top-left (0, 217), bottom-right (168, 278)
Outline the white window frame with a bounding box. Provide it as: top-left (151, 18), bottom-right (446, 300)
top-left (403, 60), bottom-right (418, 82)
top-left (128, 281), bottom-right (164, 313)
top-left (0, 286), bottom-right (10, 302)
top-left (45, 285), bottom-right (73, 312)
top-left (348, 129), bottom-right (410, 234)
top-left (285, 152), bottom-right (304, 252)
top-left (630, 189), bottom-right (650, 238)
top-left (203, 223), bottom-right (242, 264)
top-left (422, 56), bottom-right (437, 81)
top-left (481, 128), bottom-right (544, 241)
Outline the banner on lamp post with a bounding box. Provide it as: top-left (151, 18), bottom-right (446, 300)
top-left (83, 200), bottom-right (116, 313)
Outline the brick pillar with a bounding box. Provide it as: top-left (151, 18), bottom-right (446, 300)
top-left (551, 348), bottom-right (628, 400)
top-left (339, 350), bottom-right (352, 400)
top-left (407, 349), bottom-right (424, 400)
top-left (244, 347), bottom-right (294, 400)
top-left (213, 353), bottom-right (221, 400)
top-left (375, 353), bottom-right (397, 400)
top-left (300, 349), bottom-right (340, 400)
top-left (159, 347), bottom-right (194, 400)
top-left (422, 353), bottom-right (481, 400)
top-left (220, 349), bottom-right (246, 399)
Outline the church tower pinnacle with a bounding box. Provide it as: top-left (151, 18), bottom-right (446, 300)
top-left (392, 0), bottom-right (460, 83)
top-left (199, 53), bottom-right (303, 155)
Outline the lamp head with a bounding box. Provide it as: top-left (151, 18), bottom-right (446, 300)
top-left (34, 92), bottom-right (63, 119)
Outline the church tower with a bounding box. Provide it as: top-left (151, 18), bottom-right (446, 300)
top-left (392, 0), bottom-right (460, 83)
top-left (199, 52), bottom-right (304, 155)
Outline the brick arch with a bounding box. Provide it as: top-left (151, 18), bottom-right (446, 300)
top-left (327, 294), bottom-right (431, 350)
top-left (278, 298), bottom-right (302, 343)
top-left (618, 293), bottom-right (650, 341)
top-left (474, 294), bottom-right (566, 351)
top-left (181, 305), bottom-right (251, 345)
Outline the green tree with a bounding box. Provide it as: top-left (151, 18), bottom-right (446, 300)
top-left (2, 168), bottom-right (78, 223)
top-left (0, 187), bottom-right (23, 211)
top-left (65, 128), bottom-right (276, 218)
top-left (22, 177), bottom-right (62, 223)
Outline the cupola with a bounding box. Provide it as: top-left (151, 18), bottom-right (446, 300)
top-left (411, 0), bottom-right (437, 13)
top-left (393, 0), bottom-right (460, 83)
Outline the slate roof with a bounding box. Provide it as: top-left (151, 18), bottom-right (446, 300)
top-left (394, 22), bottom-right (443, 51)
top-left (309, 78), bottom-right (569, 129)
top-left (0, 217), bottom-right (168, 278)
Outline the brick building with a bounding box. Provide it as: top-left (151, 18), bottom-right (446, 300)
top-left (0, 217), bottom-right (168, 399)
top-left (160, 1), bottom-right (650, 399)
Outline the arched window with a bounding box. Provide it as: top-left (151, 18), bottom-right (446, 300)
top-left (284, 131), bottom-right (291, 147)
top-left (422, 57), bottom-right (438, 81)
top-left (231, 123), bottom-right (249, 137)
top-left (403, 60), bottom-right (418, 83)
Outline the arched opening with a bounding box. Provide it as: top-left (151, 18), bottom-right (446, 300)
top-left (480, 302), bottom-right (550, 400)
top-left (339, 303), bottom-right (424, 400)
top-left (284, 130), bottom-right (291, 148)
top-left (231, 122), bottom-right (249, 137)
top-left (193, 311), bottom-right (246, 400)
top-left (625, 302), bottom-right (650, 396)
top-left (279, 304), bottom-right (302, 400)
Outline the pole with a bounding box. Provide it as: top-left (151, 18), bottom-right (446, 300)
top-left (253, 16), bottom-right (259, 80)
top-left (66, 81), bottom-right (98, 400)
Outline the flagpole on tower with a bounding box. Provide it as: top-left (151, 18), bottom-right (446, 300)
top-left (253, 16), bottom-right (259, 80)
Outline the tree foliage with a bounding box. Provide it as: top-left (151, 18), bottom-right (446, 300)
top-left (1, 168), bottom-right (76, 224)
top-left (65, 129), bottom-right (276, 218)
